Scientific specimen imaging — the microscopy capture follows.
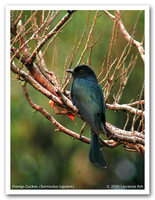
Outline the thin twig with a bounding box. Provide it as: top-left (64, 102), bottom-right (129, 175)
top-left (127, 100), bottom-right (144, 107)
top-left (76, 10), bottom-right (99, 66)
top-left (28, 11), bottom-right (75, 64)
top-left (104, 10), bottom-right (145, 63)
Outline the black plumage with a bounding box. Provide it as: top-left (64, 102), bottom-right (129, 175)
top-left (67, 65), bottom-right (107, 168)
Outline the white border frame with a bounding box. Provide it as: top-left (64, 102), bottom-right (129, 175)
top-left (6, 5), bottom-right (150, 195)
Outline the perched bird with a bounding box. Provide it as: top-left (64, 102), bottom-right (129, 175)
top-left (66, 65), bottom-right (107, 168)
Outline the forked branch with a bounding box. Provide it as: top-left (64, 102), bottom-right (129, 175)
top-left (103, 10), bottom-right (145, 63)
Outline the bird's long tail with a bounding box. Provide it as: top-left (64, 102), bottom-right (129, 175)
top-left (89, 129), bottom-right (107, 168)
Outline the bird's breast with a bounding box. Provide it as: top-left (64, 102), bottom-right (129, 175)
top-left (72, 78), bottom-right (94, 101)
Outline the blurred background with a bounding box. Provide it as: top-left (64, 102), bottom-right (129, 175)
top-left (11, 10), bottom-right (144, 189)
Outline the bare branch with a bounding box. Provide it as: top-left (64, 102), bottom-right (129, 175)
top-left (11, 46), bottom-right (59, 96)
top-left (127, 100), bottom-right (144, 107)
top-left (104, 10), bottom-right (145, 62)
top-left (11, 63), bottom-right (63, 105)
top-left (28, 11), bottom-right (75, 64)
top-left (76, 10), bottom-right (99, 66)
top-left (103, 10), bottom-right (115, 20)
top-left (105, 122), bottom-right (144, 145)
top-left (106, 103), bottom-right (145, 117)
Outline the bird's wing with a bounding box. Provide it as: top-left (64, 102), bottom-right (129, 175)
top-left (98, 85), bottom-right (106, 130)
top-left (72, 78), bottom-right (105, 134)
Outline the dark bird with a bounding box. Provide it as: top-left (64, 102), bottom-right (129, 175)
top-left (66, 65), bottom-right (107, 168)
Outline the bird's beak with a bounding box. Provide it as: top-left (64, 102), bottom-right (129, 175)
top-left (66, 69), bottom-right (74, 74)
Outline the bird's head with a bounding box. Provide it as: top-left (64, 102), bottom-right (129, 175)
top-left (66, 65), bottom-right (97, 81)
